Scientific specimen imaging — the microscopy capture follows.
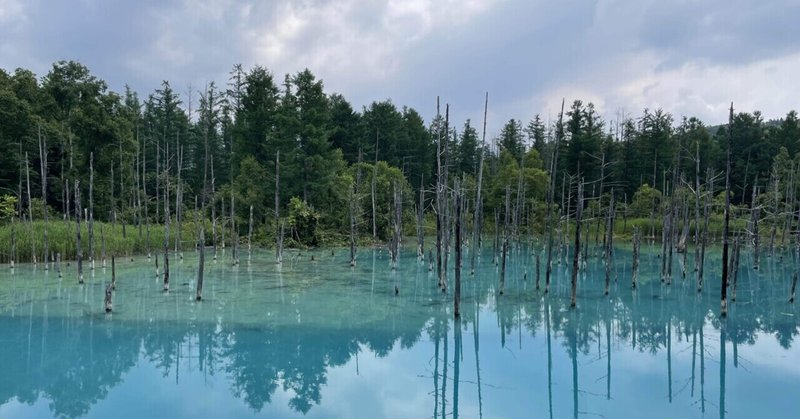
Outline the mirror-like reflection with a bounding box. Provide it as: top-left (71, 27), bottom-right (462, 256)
top-left (0, 243), bottom-right (798, 418)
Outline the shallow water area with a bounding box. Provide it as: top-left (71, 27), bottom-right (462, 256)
top-left (0, 243), bottom-right (798, 418)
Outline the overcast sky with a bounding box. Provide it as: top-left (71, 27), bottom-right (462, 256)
top-left (2, 0), bottom-right (799, 133)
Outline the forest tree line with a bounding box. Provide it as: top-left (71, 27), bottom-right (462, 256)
top-left (1, 60), bottom-right (799, 251)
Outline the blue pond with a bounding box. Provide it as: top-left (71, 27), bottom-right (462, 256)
top-left (0, 243), bottom-right (798, 418)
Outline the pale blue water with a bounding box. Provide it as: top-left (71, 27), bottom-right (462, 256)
top-left (0, 242), bottom-right (797, 419)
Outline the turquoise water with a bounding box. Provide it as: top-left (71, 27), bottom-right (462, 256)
top-left (0, 242), bottom-right (798, 419)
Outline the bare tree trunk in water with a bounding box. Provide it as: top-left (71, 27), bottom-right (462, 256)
top-left (699, 169), bottom-right (712, 292)
top-left (604, 189), bottom-right (614, 295)
top-left (632, 227), bottom-right (640, 289)
top-left (275, 150), bottom-right (282, 264)
top-left (38, 127), bottom-right (49, 269)
top-left (163, 151), bottom-right (171, 292)
top-left (75, 180), bottom-right (83, 284)
top-left (500, 187), bottom-right (510, 296)
top-left (248, 204), bottom-right (253, 261)
top-left (454, 179), bottom-right (463, 317)
top-left (417, 176), bottom-right (424, 260)
top-left (730, 234), bottom-right (740, 301)
top-left (211, 157), bottom-right (217, 259)
top-left (25, 153), bottom-right (36, 265)
top-left (721, 103), bottom-right (733, 317)
top-left (571, 179), bottom-right (583, 309)
top-left (694, 141), bottom-right (701, 272)
top-left (89, 152), bottom-right (95, 270)
top-left (471, 92), bottom-right (488, 274)
top-left (545, 100), bottom-right (565, 294)
top-left (751, 177), bottom-right (760, 270)
top-left (371, 133), bottom-right (379, 240)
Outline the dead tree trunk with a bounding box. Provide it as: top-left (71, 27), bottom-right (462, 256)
top-left (89, 152), bottom-right (95, 270)
top-left (10, 216), bottom-right (16, 268)
top-left (163, 153), bottom-right (171, 292)
top-left (248, 204), bottom-right (253, 261)
top-left (544, 100), bottom-right (565, 294)
top-left (500, 187), bottom-right (510, 296)
top-left (75, 180), bottom-right (83, 284)
top-left (435, 99), bottom-right (445, 290)
top-left (694, 140), bottom-right (701, 272)
top-left (454, 179), bottom-right (463, 317)
top-left (175, 144), bottom-right (183, 260)
top-left (196, 105), bottom-right (210, 301)
top-left (231, 191), bottom-right (238, 265)
top-left (570, 178), bottom-right (583, 309)
top-left (211, 157), bottom-right (217, 259)
top-left (372, 133), bottom-right (379, 240)
top-left (392, 181), bottom-right (401, 270)
top-left (632, 227), bottom-right (640, 289)
top-left (721, 103), bottom-right (733, 318)
top-left (38, 127), bottom-right (49, 269)
top-left (699, 169), bottom-right (712, 292)
top-left (350, 153), bottom-right (362, 267)
top-left (25, 153), bottom-right (35, 264)
top-left (730, 234), bottom-right (740, 302)
top-left (275, 150), bottom-right (282, 264)
top-left (751, 177), bottom-right (760, 270)
top-left (471, 92), bottom-right (488, 274)
top-left (604, 189), bottom-right (615, 295)
top-left (221, 197), bottom-right (226, 249)
top-left (417, 176), bottom-right (424, 260)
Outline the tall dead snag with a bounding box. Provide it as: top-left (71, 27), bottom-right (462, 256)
top-left (89, 152), bottom-right (95, 269)
top-left (38, 127), bottom-right (49, 269)
top-left (441, 106), bottom-right (452, 291)
top-left (196, 200), bottom-right (205, 300)
top-left (175, 144), bottom-right (183, 260)
top-left (471, 92), bottom-right (488, 275)
top-left (248, 205), bottom-right (254, 261)
top-left (142, 134), bottom-right (151, 259)
top-left (694, 139), bottom-right (701, 272)
top-left (730, 234), bottom-right (741, 302)
top-left (454, 179), bottom-right (463, 318)
top-left (197, 100), bottom-right (210, 301)
top-left (750, 177), bottom-right (760, 270)
top-left (25, 152), bottom-right (35, 264)
top-left (350, 151), bottom-right (362, 267)
top-left (500, 187), bottom-right (510, 296)
top-left (721, 103), bottom-right (733, 318)
top-left (604, 189), bottom-right (615, 296)
top-left (371, 133), bottom-right (379, 240)
top-left (10, 216), bottom-right (15, 268)
top-left (111, 254), bottom-right (116, 290)
top-left (790, 255), bottom-right (798, 303)
top-left (570, 178), bottom-right (584, 309)
top-left (632, 227), bottom-right (641, 289)
top-left (75, 180), bottom-right (83, 283)
top-left (435, 98), bottom-right (445, 290)
top-left (100, 224), bottom-right (106, 268)
top-left (416, 176), bottom-right (424, 260)
top-left (231, 191), bottom-right (238, 265)
top-left (545, 100), bottom-right (565, 294)
top-left (680, 193), bottom-right (689, 279)
top-left (699, 169), bottom-right (712, 292)
top-left (391, 182), bottom-right (400, 269)
top-left (275, 150), bottom-right (282, 264)
top-left (211, 157), bottom-right (217, 260)
top-left (163, 153), bottom-right (171, 292)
